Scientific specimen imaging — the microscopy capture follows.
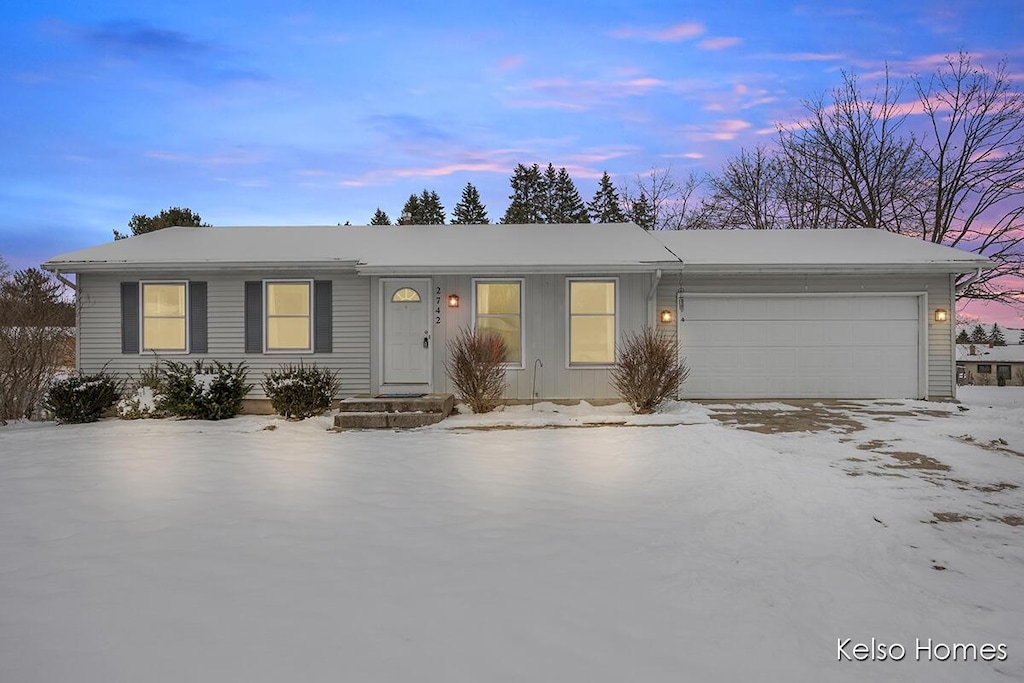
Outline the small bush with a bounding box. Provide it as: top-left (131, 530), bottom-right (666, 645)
top-left (610, 326), bottom-right (689, 414)
top-left (262, 363), bottom-right (339, 419)
top-left (445, 328), bottom-right (508, 414)
top-left (997, 375), bottom-right (1007, 387)
top-left (117, 363), bottom-right (166, 419)
top-left (43, 372), bottom-right (122, 424)
top-left (157, 360), bottom-right (252, 420)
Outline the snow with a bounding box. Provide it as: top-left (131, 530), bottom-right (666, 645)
top-left (1, 390), bottom-right (1022, 682)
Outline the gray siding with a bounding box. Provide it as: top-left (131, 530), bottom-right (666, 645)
top-left (371, 272), bottom-right (657, 400)
top-left (77, 271), bottom-right (370, 398)
top-left (656, 273), bottom-right (955, 399)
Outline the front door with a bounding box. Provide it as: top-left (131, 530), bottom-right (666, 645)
top-left (382, 279), bottom-right (431, 389)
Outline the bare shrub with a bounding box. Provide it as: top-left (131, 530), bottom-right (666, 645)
top-left (445, 328), bottom-right (508, 413)
top-left (611, 327), bottom-right (690, 414)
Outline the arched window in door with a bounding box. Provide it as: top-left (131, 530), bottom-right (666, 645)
top-left (391, 287), bottom-right (421, 303)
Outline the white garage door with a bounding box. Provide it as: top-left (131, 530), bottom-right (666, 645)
top-left (678, 295), bottom-right (921, 399)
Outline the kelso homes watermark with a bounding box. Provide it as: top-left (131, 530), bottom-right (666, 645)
top-left (837, 638), bottom-right (1008, 662)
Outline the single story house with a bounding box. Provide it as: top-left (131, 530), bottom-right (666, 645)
top-left (957, 343), bottom-right (1024, 386)
top-left (42, 224), bottom-right (991, 404)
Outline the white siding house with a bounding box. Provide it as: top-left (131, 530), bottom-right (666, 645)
top-left (43, 224), bottom-right (991, 403)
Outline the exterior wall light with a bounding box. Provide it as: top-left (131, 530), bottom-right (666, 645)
top-left (660, 309), bottom-right (674, 324)
top-left (447, 294), bottom-right (460, 308)
top-left (934, 309), bottom-right (948, 322)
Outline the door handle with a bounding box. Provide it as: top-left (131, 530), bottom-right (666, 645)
top-left (423, 333), bottom-right (429, 349)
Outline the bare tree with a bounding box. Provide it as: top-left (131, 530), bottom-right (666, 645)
top-left (620, 167), bottom-right (711, 230)
top-left (913, 51), bottom-right (1024, 301)
top-left (778, 68), bottom-right (929, 233)
top-left (706, 146), bottom-right (786, 229)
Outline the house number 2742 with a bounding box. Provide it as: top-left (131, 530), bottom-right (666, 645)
top-left (434, 287), bottom-right (442, 325)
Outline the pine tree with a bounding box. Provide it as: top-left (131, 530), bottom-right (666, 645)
top-left (629, 192), bottom-right (655, 231)
top-left (956, 329), bottom-right (970, 344)
top-left (451, 183), bottom-right (489, 224)
top-left (969, 324), bottom-right (988, 344)
top-left (588, 171), bottom-right (627, 223)
top-left (370, 208), bottom-right (391, 226)
top-left (113, 207), bottom-right (208, 240)
top-left (990, 322), bottom-right (1007, 346)
top-left (549, 166), bottom-right (589, 223)
top-left (419, 190), bottom-right (446, 224)
top-left (502, 163), bottom-right (545, 224)
top-left (397, 194), bottom-right (421, 224)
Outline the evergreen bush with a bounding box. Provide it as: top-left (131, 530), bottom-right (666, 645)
top-left (43, 372), bottom-right (122, 424)
top-left (262, 363), bottom-right (339, 419)
top-left (157, 360), bottom-right (251, 420)
top-left (610, 327), bottom-right (690, 414)
top-left (445, 328), bottom-right (508, 413)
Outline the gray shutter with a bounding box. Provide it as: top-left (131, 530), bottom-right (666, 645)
top-left (244, 281), bottom-right (263, 353)
top-left (314, 280), bottom-right (333, 353)
top-left (189, 282), bottom-right (208, 353)
top-left (121, 282), bottom-right (139, 354)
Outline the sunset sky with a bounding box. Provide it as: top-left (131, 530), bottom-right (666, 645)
top-left (2, 1), bottom-right (1022, 325)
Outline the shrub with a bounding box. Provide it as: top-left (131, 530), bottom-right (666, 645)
top-left (43, 371), bottom-right (122, 424)
top-left (157, 360), bottom-right (252, 420)
top-left (445, 328), bottom-right (508, 413)
top-left (117, 363), bottom-right (166, 419)
top-left (262, 363), bottom-right (339, 419)
top-left (610, 326), bottom-right (690, 414)
top-left (997, 374), bottom-right (1007, 387)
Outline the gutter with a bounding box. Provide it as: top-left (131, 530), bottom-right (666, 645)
top-left (49, 268), bottom-right (77, 292)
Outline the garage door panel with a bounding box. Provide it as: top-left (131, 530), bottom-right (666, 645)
top-left (679, 295), bottom-right (920, 399)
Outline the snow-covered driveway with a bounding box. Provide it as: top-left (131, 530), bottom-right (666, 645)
top-left (1, 389), bottom-right (1021, 682)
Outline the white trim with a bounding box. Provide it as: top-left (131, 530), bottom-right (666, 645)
top-left (378, 277), bottom-right (433, 391)
top-left (139, 280), bottom-right (189, 355)
top-left (565, 277), bottom-right (620, 369)
top-left (263, 279), bottom-right (314, 354)
top-left (471, 277), bottom-right (526, 371)
top-left (676, 291), bottom-right (929, 399)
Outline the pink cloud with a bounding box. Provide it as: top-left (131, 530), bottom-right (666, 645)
top-left (145, 149), bottom-right (260, 166)
top-left (496, 55), bottom-right (525, 71)
top-left (611, 22), bottom-right (704, 42)
top-left (777, 52), bottom-right (845, 62)
top-left (697, 36), bottom-right (742, 50)
top-left (684, 119), bottom-right (753, 142)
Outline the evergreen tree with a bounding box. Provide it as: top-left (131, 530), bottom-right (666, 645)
top-left (397, 194), bottom-right (422, 224)
top-left (113, 207), bottom-right (208, 240)
top-left (370, 208), bottom-right (391, 226)
top-left (990, 322), bottom-right (1007, 346)
top-left (629, 192), bottom-right (656, 231)
top-left (502, 163), bottom-right (545, 224)
top-left (451, 183), bottom-right (489, 224)
top-left (956, 329), bottom-right (970, 344)
top-left (549, 166), bottom-right (589, 223)
top-left (969, 324), bottom-right (988, 344)
top-left (588, 171), bottom-right (627, 223)
top-left (419, 189), bottom-right (446, 224)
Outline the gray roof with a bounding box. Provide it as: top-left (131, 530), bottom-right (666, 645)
top-left (42, 223), bottom-right (993, 275)
top-left (956, 344), bottom-right (1024, 363)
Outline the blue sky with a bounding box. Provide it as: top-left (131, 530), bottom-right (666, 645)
top-left (2, 1), bottom-right (1022, 321)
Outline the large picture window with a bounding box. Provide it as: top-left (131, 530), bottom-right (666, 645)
top-left (142, 282), bottom-right (187, 352)
top-left (475, 280), bottom-right (523, 366)
top-left (266, 281), bottom-right (311, 351)
top-left (568, 279), bottom-right (616, 365)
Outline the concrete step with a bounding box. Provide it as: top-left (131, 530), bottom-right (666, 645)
top-left (337, 393), bottom-right (454, 415)
top-left (334, 410), bottom-right (449, 430)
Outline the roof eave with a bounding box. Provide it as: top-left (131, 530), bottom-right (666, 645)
top-left (43, 259), bottom-right (361, 274)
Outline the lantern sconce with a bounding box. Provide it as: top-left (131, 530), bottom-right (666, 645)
top-left (447, 294), bottom-right (460, 308)
top-left (934, 308), bottom-right (948, 323)
top-left (660, 309), bottom-right (674, 324)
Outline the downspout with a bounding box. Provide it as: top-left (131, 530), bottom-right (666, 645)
top-left (51, 269), bottom-right (77, 292)
top-left (647, 269), bottom-right (662, 325)
top-left (955, 268), bottom-right (982, 295)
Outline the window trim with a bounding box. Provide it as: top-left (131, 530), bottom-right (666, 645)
top-left (565, 277), bottom-right (619, 369)
top-left (139, 280), bottom-right (189, 354)
top-left (263, 279), bottom-right (314, 354)
top-left (976, 363), bottom-right (992, 374)
top-left (472, 278), bottom-right (526, 370)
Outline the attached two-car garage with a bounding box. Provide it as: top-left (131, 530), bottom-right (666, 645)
top-left (677, 294), bottom-right (923, 399)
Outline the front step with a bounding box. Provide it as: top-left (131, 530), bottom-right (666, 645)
top-left (334, 393), bottom-right (455, 430)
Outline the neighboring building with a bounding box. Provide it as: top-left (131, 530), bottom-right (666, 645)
top-left (957, 344), bottom-right (1024, 386)
top-left (43, 224), bottom-right (991, 404)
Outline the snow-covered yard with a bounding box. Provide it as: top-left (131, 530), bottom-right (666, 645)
top-left (1, 388), bottom-right (1022, 682)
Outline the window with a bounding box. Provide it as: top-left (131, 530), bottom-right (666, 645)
top-left (568, 279), bottom-right (616, 365)
top-left (266, 281), bottom-right (311, 351)
top-left (142, 282), bottom-right (187, 352)
top-left (977, 364), bottom-right (992, 374)
top-left (392, 287), bottom-right (421, 302)
top-left (475, 280), bottom-right (523, 366)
